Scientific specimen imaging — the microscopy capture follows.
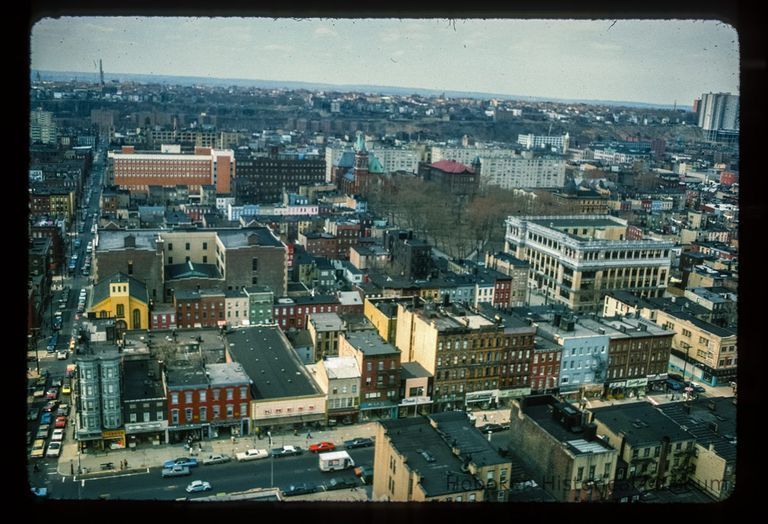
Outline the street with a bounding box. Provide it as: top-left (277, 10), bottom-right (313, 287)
top-left (46, 448), bottom-right (373, 500)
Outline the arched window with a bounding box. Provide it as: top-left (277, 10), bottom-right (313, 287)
top-left (132, 309), bottom-right (141, 329)
top-left (100, 310), bottom-right (107, 318)
top-left (116, 304), bottom-right (125, 318)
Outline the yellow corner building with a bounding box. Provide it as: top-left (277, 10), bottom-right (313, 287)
top-left (89, 272), bottom-right (149, 330)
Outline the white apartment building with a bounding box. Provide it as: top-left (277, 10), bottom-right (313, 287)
top-left (431, 146), bottom-right (565, 189)
top-left (505, 215), bottom-right (674, 312)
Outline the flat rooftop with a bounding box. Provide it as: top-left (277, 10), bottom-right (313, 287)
top-left (308, 312), bottom-right (345, 332)
top-left (528, 216), bottom-right (621, 229)
top-left (401, 361), bottom-right (432, 380)
top-left (379, 417), bottom-right (479, 498)
top-left (590, 402), bottom-right (692, 446)
top-left (123, 359), bottom-right (165, 401)
top-left (205, 362), bottom-right (250, 387)
top-left (166, 364), bottom-right (208, 389)
top-left (523, 403), bottom-right (614, 455)
top-left (657, 397), bottom-right (736, 463)
top-left (429, 412), bottom-right (509, 468)
top-left (226, 326), bottom-right (321, 400)
top-left (343, 330), bottom-right (399, 357)
top-left (322, 357), bottom-right (360, 380)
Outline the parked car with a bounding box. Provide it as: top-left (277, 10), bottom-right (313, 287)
top-left (55, 416), bottom-right (68, 428)
top-left (343, 438), bottom-right (374, 449)
top-left (478, 423), bottom-right (508, 433)
top-left (163, 457), bottom-right (198, 469)
top-left (271, 445), bottom-right (303, 458)
top-left (668, 373), bottom-right (684, 382)
top-left (42, 400), bottom-right (58, 413)
top-left (46, 388), bottom-right (59, 400)
top-left (282, 482), bottom-right (317, 497)
top-left (57, 404), bottom-right (70, 416)
top-left (27, 408), bottom-right (40, 422)
top-left (46, 442), bottom-right (62, 458)
top-left (161, 465), bottom-right (191, 478)
top-left (30, 439), bottom-right (46, 459)
top-left (57, 350), bottom-right (68, 361)
top-left (236, 449), bottom-right (269, 462)
top-left (685, 381), bottom-right (706, 393)
top-left (36, 425), bottom-right (50, 439)
top-left (201, 454), bottom-right (231, 465)
top-left (665, 378), bottom-right (683, 391)
top-left (61, 384), bottom-right (72, 396)
top-left (40, 412), bottom-right (52, 425)
top-left (324, 477), bottom-right (359, 491)
top-left (51, 429), bottom-right (65, 442)
top-left (186, 480), bottom-right (212, 493)
top-left (308, 441), bottom-right (336, 453)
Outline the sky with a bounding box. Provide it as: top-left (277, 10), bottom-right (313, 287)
top-left (30, 17), bottom-right (739, 106)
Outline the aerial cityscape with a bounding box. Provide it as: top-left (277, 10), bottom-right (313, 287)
top-left (27, 17), bottom-right (739, 503)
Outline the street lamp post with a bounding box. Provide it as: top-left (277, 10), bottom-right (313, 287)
top-left (267, 431), bottom-right (274, 488)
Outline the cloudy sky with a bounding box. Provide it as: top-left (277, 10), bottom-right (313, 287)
top-left (30, 17), bottom-right (739, 106)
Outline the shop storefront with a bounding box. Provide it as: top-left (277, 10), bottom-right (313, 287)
top-left (167, 423), bottom-right (210, 444)
top-left (359, 400), bottom-right (398, 421)
top-left (464, 390), bottom-right (499, 410)
top-left (496, 387), bottom-right (531, 407)
top-left (397, 396), bottom-right (432, 418)
top-left (102, 429), bottom-right (126, 450)
top-left (125, 421), bottom-right (169, 447)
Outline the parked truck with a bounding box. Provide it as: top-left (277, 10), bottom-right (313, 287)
top-left (318, 451), bottom-right (355, 472)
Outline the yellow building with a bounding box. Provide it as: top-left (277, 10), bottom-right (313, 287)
top-left (655, 310), bottom-right (737, 386)
top-left (373, 413), bottom-right (512, 502)
top-left (89, 272), bottom-right (149, 330)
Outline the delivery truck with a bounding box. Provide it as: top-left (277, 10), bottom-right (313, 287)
top-left (318, 450), bottom-right (355, 472)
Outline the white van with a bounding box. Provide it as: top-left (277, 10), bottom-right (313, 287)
top-left (318, 451), bottom-right (355, 472)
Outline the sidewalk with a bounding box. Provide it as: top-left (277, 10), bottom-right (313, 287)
top-left (57, 421), bottom-right (381, 478)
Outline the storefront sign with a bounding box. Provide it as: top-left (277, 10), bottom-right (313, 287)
top-left (125, 421), bottom-right (168, 434)
top-left (465, 390), bottom-right (497, 403)
top-left (102, 430), bottom-right (125, 439)
top-left (400, 396), bottom-right (432, 406)
top-left (609, 381), bottom-right (627, 388)
top-left (626, 378), bottom-right (648, 387)
top-left (498, 387), bottom-right (531, 398)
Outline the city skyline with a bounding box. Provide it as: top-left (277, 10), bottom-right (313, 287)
top-left (30, 17), bottom-right (739, 107)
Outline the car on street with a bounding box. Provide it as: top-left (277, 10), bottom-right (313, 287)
top-left (478, 423), bottom-right (508, 433)
top-left (668, 373), bottom-right (684, 382)
top-left (666, 378), bottom-right (683, 391)
top-left (46, 442), bottom-right (62, 458)
top-left (30, 440), bottom-right (46, 459)
top-left (236, 449), bottom-right (269, 462)
top-left (61, 384), bottom-right (71, 396)
top-left (309, 441), bottom-right (336, 453)
top-left (354, 465), bottom-right (374, 479)
top-left (42, 400), bottom-right (58, 413)
top-left (685, 381), bottom-right (706, 393)
top-left (51, 429), bottom-right (64, 442)
top-left (33, 386), bottom-right (46, 398)
top-left (343, 438), bottom-right (374, 449)
top-left (323, 477), bottom-right (359, 491)
top-left (36, 425), bottom-right (50, 439)
top-left (161, 465), bottom-right (191, 478)
top-left (163, 457), bottom-right (198, 469)
top-left (41, 412), bottom-right (52, 425)
top-left (54, 416), bottom-right (67, 428)
top-left (282, 482), bottom-right (317, 497)
top-left (185, 480), bottom-right (212, 493)
top-left (57, 350), bottom-right (68, 361)
top-left (27, 408), bottom-right (39, 421)
top-left (57, 404), bottom-right (70, 416)
top-left (46, 388), bottom-right (59, 400)
top-left (52, 378), bottom-right (63, 387)
top-left (201, 454), bottom-right (231, 465)
top-left (271, 445), bottom-right (303, 458)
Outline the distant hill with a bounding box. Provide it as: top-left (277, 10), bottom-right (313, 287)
top-left (31, 69), bottom-right (691, 111)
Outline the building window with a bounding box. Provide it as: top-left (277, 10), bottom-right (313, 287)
top-left (240, 387), bottom-right (247, 399)
top-left (185, 408), bottom-right (193, 422)
top-left (171, 409), bottom-right (179, 425)
top-left (171, 392), bottom-right (178, 405)
top-left (252, 258), bottom-right (259, 271)
top-left (203, 242), bottom-right (207, 250)
top-left (185, 242), bottom-right (190, 250)
top-left (199, 407), bottom-right (207, 421)
top-left (213, 389), bottom-right (220, 401)
top-left (199, 391), bottom-right (207, 402)
top-left (213, 405), bottom-right (220, 419)
top-left (168, 243), bottom-right (173, 251)
top-left (116, 304), bottom-right (125, 318)
top-left (168, 257), bottom-right (173, 264)
top-left (226, 404), bottom-right (234, 418)
top-left (227, 389), bottom-right (234, 400)
top-left (185, 392), bottom-right (193, 404)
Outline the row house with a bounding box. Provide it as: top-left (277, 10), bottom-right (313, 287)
top-left (174, 288), bottom-right (226, 328)
top-left (165, 362), bottom-right (251, 442)
top-left (273, 294), bottom-right (340, 331)
top-left (313, 356), bottom-right (361, 425)
top-left (339, 330), bottom-right (401, 421)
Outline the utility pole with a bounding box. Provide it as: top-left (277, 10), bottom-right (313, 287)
top-left (267, 431), bottom-right (274, 488)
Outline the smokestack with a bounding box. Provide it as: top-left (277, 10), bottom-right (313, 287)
top-left (99, 59), bottom-right (104, 86)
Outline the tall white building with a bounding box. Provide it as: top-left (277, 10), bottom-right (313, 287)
top-left (697, 92), bottom-right (739, 141)
top-left (30, 108), bottom-right (57, 145)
